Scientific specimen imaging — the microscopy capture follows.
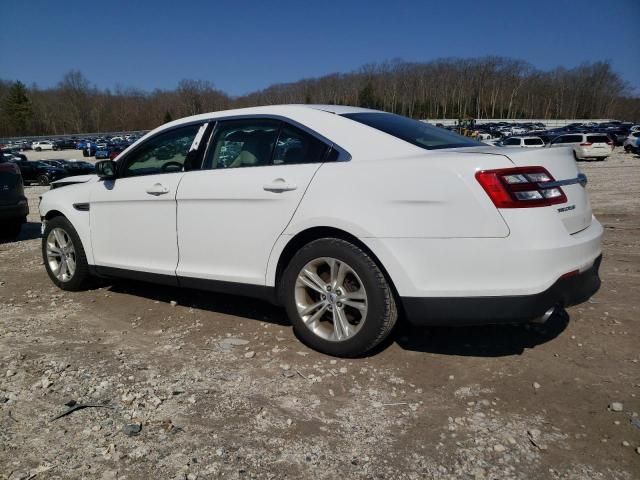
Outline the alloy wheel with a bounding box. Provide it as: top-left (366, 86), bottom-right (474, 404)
top-left (294, 257), bottom-right (368, 342)
top-left (45, 228), bottom-right (76, 282)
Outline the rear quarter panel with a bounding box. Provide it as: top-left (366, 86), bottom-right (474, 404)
top-left (284, 151), bottom-right (513, 239)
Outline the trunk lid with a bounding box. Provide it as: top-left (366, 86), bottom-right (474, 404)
top-left (455, 145), bottom-right (592, 234)
top-left (503, 148), bottom-right (591, 234)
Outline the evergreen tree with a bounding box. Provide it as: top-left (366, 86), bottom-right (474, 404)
top-left (358, 81), bottom-right (377, 109)
top-left (2, 81), bottom-right (32, 134)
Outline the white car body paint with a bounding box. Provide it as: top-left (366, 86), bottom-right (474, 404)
top-left (39, 105), bottom-right (602, 323)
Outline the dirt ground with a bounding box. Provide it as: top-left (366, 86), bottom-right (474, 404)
top-left (1, 147), bottom-right (639, 480)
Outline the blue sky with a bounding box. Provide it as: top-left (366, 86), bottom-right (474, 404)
top-left (1, 0), bottom-right (639, 96)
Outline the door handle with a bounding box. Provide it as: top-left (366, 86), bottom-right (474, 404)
top-left (146, 183), bottom-right (170, 196)
top-left (263, 178), bottom-right (297, 193)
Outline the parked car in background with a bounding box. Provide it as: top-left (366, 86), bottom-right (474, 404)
top-left (53, 139), bottom-right (77, 150)
top-left (38, 105), bottom-right (602, 357)
top-left (8, 159), bottom-right (67, 185)
top-left (109, 144), bottom-right (127, 160)
top-left (0, 158), bottom-right (28, 240)
top-left (497, 136), bottom-right (545, 148)
top-left (32, 140), bottom-right (54, 151)
top-left (40, 160), bottom-right (96, 176)
top-left (95, 144), bottom-right (111, 159)
top-left (548, 133), bottom-right (612, 161)
top-left (624, 131), bottom-right (640, 152)
top-left (1, 148), bottom-right (28, 162)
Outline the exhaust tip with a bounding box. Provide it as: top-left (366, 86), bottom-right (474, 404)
top-left (530, 307), bottom-right (556, 324)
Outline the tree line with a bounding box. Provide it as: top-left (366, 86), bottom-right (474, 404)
top-left (1, 57), bottom-right (638, 137)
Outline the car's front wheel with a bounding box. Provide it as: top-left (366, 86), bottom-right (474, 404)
top-left (42, 216), bottom-right (91, 291)
top-left (35, 147), bottom-right (42, 152)
top-left (37, 175), bottom-right (50, 186)
top-left (282, 238), bottom-right (397, 357)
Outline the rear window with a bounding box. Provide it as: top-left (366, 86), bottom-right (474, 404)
top-left (524, 138), bottom-right (544, 146)
top-left (587, 135), bottom-right (609, 143)
top-left (342, 112), bottom-right (481, 150)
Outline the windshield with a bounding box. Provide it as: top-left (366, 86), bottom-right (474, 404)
top-left (342, 112), bottom-right (482, 150)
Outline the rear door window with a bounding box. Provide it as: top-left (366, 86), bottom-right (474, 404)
top-left (524, 138), bottom-right (544, 146)
top-left (207, 119), bottom-right (280, 169)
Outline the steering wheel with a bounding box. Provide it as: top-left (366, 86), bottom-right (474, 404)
top-left (161, 161), bottom-right (183, 173)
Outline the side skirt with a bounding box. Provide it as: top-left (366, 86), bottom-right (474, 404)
top-left (89, 266), bottom-right (278, 304)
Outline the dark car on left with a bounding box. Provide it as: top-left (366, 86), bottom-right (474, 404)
top-left (0, 157), bottom-right (28, 240)
top-left (8, 159), bottom-right (67, 186)
top-left (41, 159), bottom-right (96, 176)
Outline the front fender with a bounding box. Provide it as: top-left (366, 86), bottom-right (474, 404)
top-left (39, 182), bottom-right (94, 265)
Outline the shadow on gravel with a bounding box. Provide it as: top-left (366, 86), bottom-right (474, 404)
top-left (0, 221), bottom-right (41, 244)
top-left (18, 222), bottom-right (42, 241)
top-left (107, 280), bottom-right (290, 326)
top-left (394, 309), bottom-right (570, 357)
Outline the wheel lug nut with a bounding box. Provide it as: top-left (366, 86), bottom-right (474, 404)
top-left (337, 302), bottom-right (343, 308)
top-left (326, 286), bottom-right (331, 291)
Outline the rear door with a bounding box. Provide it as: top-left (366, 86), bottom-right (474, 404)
top-left (176, 119), bottom-right (330, 286)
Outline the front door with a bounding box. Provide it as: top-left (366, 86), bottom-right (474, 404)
top-left (90, 122), bottom-right (208, 277)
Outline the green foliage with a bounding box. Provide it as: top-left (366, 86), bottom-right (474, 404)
top-left (2, 81), bottom-right (33, 134)
top-left (358, 82), bottom-right (377, 109)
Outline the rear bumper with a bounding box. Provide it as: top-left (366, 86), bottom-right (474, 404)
top-left (401, 255), bottom-right (601, 326)
top-left (0, 199), bottom-right (28, 220)
top-left (575, 147), bottom-right (609, 158)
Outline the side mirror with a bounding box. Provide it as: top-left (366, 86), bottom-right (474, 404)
top-left (95, 160), bottom-right (116, 179)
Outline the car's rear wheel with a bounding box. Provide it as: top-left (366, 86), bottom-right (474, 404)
top-left (38, 175), bottom-right (50, 186)
top-left (282, 238), bottom-right (397, 357)
top-left (35, 147), bottom-right (42, 152)
top-left (42, 216), bottom-right (91, 291)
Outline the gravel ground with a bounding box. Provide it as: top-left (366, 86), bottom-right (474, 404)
top-left (1, 147), bottom-right (639, 479)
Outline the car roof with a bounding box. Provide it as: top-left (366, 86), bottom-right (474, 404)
top-left (120, 104), bottom-right (425, 162)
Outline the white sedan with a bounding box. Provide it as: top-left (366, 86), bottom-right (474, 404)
top-left (39, 105), bottom-right (603, 357)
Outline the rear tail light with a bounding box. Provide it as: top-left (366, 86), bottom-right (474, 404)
top-left (579, 142), bottom-right (592, 146)
top-left (475, 166), bottom-right (567, 208)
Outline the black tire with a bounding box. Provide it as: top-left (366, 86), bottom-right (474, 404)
top-left (281, 238), bottom-right (397, 357)
top-left (0, 219), bottom-right (23, 241)
top-left (35, 147), bottom-right (42, 152)
top-left (38, 174), bottom-right (50, 186)
top-left (624, 145), bottom-right (632, 153)
top-left (42, 216), bottom-right (92, 291)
